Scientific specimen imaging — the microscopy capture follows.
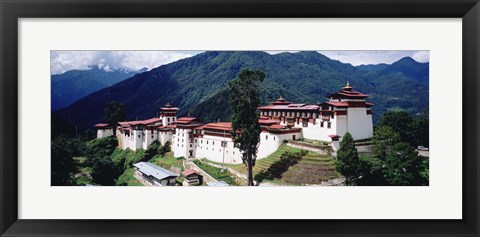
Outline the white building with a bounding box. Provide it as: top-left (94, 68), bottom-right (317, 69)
top-left (96, 83), bottom-right (374, 164)
top-left (94, 123), bottom-right (114, 138)
top-left (115, 104), bottom-right (178, 151)
top-left (258, 82), bottom-right (373, 143)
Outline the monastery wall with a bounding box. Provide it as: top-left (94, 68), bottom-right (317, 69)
top-left (194, 136), bottom-right (243, 164)
top-left (346, 108), bottom-right (373, 140)
top-left (97, 129), bottom-right (113, 139)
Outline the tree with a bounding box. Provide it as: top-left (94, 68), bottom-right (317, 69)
top-left (378, 110), bottom-right (414, 144)
top-left (104, 101), bottom-right (126, 134)
top-left (51, 136), bottom-right (86, 185)
top-left (229, 69), bottom-right (265, 186)
top-left (384, 142), bottom-right (424, 185)
top-left (91, 155), bottom-right (123, 186)
top-left (336, 132), bottom-right (361, 185)
top-left (372, 125), bottom-right (401, 159)
top-left (412, 116), bottom-right (429, 147)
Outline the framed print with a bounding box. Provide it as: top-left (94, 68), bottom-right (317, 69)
top-left (1, 0), bottom-right (479, 236)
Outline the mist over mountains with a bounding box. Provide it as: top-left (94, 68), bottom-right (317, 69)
top-left (51, 66), bottom-right (147, 111)
top-left (53, 51), bottom-right (429, 132)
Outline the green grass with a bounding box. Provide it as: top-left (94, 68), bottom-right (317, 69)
top-left (72, 157), bottom-right (95, 185)
top-left (193, 160), bottom-right (236, 185)
top-left (150, 152), bottom-right (185, 171)
top-left (116, 168), bottom-right (144, 186)
top-left (200, 145), bottom-right (306, 177)
top-left (150, 152), bottom-right (185, 184)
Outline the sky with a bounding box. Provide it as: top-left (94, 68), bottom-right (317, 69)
top-left (51, 50), bottom-right (429, 75)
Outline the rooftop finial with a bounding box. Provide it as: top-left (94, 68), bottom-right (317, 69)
top-left (343, 81), bottom-right (353, 91)
top-left (165, 102), bottom-right (172, 107)
top-left (278, 96), bottom-right (285, 101)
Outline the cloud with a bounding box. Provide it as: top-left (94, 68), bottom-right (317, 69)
top-left (265, 51), bottom-right (300, 55)
top-left (51, 51), bottom-right (202, 75)
top-left (317, 50), bottom-right (429, 66)
top-left (411, 51), bottom-right (430, 63)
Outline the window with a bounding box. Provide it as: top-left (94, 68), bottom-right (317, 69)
top-left (274, 137), bottom-right (276, 141)
top-left (138, 135), bottom-right (140, 138)
top-left (213, 141), bottom-right (215, 145)
top-left (167, 118), bottom-right (170, 122)
top-left (195, 139), bottom-right (197, 143)
top-left (207, 141), bottom-right (209, 144)
top-left (201, 140), bottom-right (203, 144)
top-left (327, 122), bottom-right (331, 129)
top-left (321, 121), bottom-right (324, 127)
top-left (266, 135), bottom-right (268, 140)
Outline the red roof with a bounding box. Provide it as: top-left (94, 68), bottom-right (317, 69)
top-left (268, 124), bottom-right (286, 129)
top-left (328, 89), bottom-right (369, 98)
top-left (258, 119), bottom-right (280, 125)
top-left (94, 123), bottom-right (110, 128)
top-left (176, 117), bottom-right (197, 124)
top-left (118, 117), bottom-right (161, 126)
top-left (182, 169), bottom-right (199, 176)
top-left (328, 134), bottom-right (341, 138)
top-left (324, 101), bottom-right (349, 107)
top-left (258, 104), bottom-right (319, 111)
top-left (204, 122), bottom-right (232, 131)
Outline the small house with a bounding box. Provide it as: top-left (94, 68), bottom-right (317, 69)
top-left (133, 162), bottom-right (178, 186)
top-left (181, 169), bottom-right (202, 186)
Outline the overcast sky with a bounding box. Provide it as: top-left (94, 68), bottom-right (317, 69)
top-left (51, 50), bottom-right (429, 75)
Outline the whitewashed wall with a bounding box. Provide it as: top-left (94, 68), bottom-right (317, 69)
top-left (96, 129), bottom-right (113, 139)
top-left (346, 108), bottom-right (373, 140)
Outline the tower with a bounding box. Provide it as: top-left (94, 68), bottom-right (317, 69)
top-left (159, 103), bottom-right (179, 127)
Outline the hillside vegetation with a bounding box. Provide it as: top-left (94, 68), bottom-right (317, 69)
top-left (54, 51), bottom-right (428, 133)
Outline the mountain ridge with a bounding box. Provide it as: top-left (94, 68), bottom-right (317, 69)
top-left (54, 51), bottom-right (429, 132)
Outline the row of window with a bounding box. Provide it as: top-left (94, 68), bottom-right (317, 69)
top-left (262, 111), bottom-right (318, 118)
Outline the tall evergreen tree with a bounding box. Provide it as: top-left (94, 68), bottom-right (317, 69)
top-left (336, 132), bottom-right (361, 185)
top-left (229, 69), bottom-right (265, 186)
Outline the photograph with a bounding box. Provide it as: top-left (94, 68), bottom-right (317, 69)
top-left (51, 50), bottom-right (430, 187)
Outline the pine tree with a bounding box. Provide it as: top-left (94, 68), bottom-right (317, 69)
top-left (336, 132), bottom-right (361, 185)
top-left (229, 69), bottom-right (265, 186)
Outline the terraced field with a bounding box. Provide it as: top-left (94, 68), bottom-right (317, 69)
top-left (280, 153), bottom-right (341, 185)
top-left (201, 145), bottom-right (343, 186)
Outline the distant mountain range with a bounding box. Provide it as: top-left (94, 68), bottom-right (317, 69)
top-left (51, 66), bottom-right (147, 111)
top-left (53, 51), bottom-right (429, 133)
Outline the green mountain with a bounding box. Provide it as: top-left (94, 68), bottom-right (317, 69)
top-left (51, 67), bottom-right (146, 111)
top-left (54, 51), bottom-right (428, 132)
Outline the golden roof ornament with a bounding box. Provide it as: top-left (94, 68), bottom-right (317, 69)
top-left (343, 81), bottom-right (353, 90)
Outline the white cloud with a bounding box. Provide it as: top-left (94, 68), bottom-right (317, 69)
top-left (265, 51), bottom-right (300, 55)
top-left (317, 50), bottom-right (429, 66)
top-left (50, 51), bottom-right (201, 75)
top-left (411, 51), bottom-right (430, 63)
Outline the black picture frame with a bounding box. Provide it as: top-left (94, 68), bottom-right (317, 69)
top-left (1, 0), bottom-right (479, 236)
